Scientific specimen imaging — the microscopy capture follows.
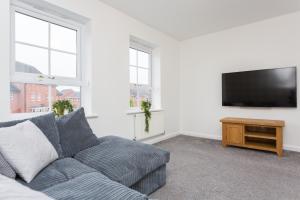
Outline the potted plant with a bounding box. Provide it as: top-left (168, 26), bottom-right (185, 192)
top-left (52, 100), bottom-right (74, 117)
top-left (141, 100), bottom-right (152, 132)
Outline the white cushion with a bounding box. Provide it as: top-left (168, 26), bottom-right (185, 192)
top-left (0, 174), bottom-right (54, 199)
top-left (0, 121), bottom-right (58, 183)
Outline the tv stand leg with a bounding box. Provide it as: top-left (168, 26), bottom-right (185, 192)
top-left (277, 150), bottom-right (283, 157)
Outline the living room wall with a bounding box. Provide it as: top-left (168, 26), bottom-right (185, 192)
top-left (180, 11), bottom-right (300, 151)
top-left (0, 0), bottom-right (180, 139)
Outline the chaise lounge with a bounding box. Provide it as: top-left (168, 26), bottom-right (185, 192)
top-left (0, 108), bottom-right (170, 200)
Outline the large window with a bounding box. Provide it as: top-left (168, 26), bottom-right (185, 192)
top-left (10, 7), bottom-right (82, 114)
top-left (129, 46), bottom-right (152, 108)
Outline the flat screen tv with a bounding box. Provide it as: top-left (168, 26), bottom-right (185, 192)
top-left (222, 67), bottom-right (297, 107)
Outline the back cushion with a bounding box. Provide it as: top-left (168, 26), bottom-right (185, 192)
top-left (56, 108), bottom-right (99, 157)
top-left (0, 113), bottom-right (63, 157)
top-left (0, 153), bottom-right (16, 179)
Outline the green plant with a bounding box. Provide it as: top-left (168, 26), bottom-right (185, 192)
top-left (52, 100), bottom-right (74, 117)
top-left (141, 100), bottom-right (151, 132)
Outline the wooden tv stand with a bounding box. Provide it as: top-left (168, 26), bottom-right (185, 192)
top-left (220, 117), bottom-right (284, 156)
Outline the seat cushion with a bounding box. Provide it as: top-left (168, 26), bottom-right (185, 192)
top-left (0, 113), bottom-right (63, 157)
top-left (18, 158), bottom-right (97, 191)
top-left (56, 108), bottom-right (99, 157)
top-left (131, 164), bottom-right (166, 195)
top-left (43, 172), bottom-right (148, 200)
top-left (74, 136), bottom-right (170, 187)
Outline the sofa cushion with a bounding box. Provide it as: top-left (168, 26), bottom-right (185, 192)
top-left (74, 136), bottom-right (170, 187)
top-left (56, 108), bottom-right (99, 157)
top-left (0, 121), bottom-right (59, 183)
top-left (0, 152), bottom-right (16, 179)
top-left (43, 172), bottom-right (148, 200)
top-left (0, 113), bottom-right (63, 157)
top-left (18, 158), bottom-right (97, 191)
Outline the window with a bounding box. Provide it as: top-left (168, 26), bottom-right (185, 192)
top-left (129, 47), bottom-right (152, 108)
top-left (10, 6), bottom-right (83, 114)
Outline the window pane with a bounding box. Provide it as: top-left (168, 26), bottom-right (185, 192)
top-left (139, 85), bottom-right (152, 102)
top-left (51, 24), bottom-right (77, 53)
top-left (16, 43), bottom-right (48, 75)
top-left (53, 86), bottom-right (81, 110)
top-left (138, 51), bottom-right (149, 68)
top-left (10, 82), bottom-right (49, 113)
top-left (129, 48), bottom-right (137, 66)
top-left (130, 66), bottom-right (137, 84)
top-left (130, 85), bottom-right (138, 108)
top-left (129, 85), bottom-right (152, 108)
top-left (15, 12), bottom-right (48, 47)
top-left (51, 51), bottom-right (76, 78)
top-left (138, 68), bottom-right (149, 85)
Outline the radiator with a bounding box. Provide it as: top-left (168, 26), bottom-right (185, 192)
top-left (130, 111), bottom-right (165, 141)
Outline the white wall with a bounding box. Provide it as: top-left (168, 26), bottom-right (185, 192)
top-left (0, 0), bottom-right (180, 139)
top-left (180, 11), bottom-right (300, 151)
top-left (0, 0), bottom-right (11, 120)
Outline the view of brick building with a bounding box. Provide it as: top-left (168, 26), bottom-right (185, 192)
top-left (10, 62), bottom-right (80, 113)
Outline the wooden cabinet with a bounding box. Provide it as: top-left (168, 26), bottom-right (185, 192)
top-left (225, 124), bottom-right (243, 145)
top-left (221, 117), bottom-right (284, 156)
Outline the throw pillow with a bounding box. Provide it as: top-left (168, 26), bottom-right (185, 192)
top-left (0, 152), bottom-right (16, 179)
top-left (0, 113), bottom-right (63, 157)
top-left (0, 121), bottom-right (58, 183)
top-left (56, 108), bottom-right (99, 157)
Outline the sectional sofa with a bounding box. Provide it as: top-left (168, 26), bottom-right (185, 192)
top-left (0, 108), bottom-right (170, 200)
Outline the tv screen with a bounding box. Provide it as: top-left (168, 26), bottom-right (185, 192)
top-left (222, 67), bottom-right (297, 107)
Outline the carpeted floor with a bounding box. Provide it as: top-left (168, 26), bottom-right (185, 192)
top-left (150, 135), bottom-right (300, 200)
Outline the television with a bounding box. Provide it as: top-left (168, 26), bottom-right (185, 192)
top-left (222, 67), bottom-right (297, 107)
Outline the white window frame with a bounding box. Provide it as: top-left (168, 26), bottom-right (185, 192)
top-left (10, 2), bottom-right (86, 115)
top-left (129, 42), bottom-right (153, 108)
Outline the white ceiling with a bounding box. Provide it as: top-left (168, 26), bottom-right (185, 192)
top-left (98, 0), bottom-right (300, 40)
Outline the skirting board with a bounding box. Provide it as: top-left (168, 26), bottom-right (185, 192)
top-left (180, 131), bottom-right (300, 153)
top-left (143, 132), bottom-right (180, 145)
top-left (181, 131), bottom-right (222, 141)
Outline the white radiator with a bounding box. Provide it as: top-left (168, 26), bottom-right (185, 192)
top-left (129, 110), bottom-right (165, 141)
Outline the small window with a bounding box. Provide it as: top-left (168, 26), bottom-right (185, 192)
top-left (129, 47), bottom-right (152, 108)
top-left (11, 7), bottom-right (82, 114)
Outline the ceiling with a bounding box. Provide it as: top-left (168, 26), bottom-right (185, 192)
top-left (98, 0), bottom-right (300, 40)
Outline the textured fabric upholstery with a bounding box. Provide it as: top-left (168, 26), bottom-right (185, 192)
top-left (43, 172), bottom-right (148, 200)
top-left (0, 121), bottom-right (59, 183)
top-left (75, 136), bottom-right (170, 187)
top-left (0, 152), bottom-right (16, 179)
top-left (56, 108), bottom-right (99, 157)
top-left (18, 158), bottom-right (97, 191)
top-left (131, 165), bottom-right (166, 195)
top-left (0, 113), bottom-right (63, 157)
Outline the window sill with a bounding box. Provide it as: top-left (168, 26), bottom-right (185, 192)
top-left (86, 114), bottom-right (98, 119)
top-left (126, 108), bottom-right (164, 115)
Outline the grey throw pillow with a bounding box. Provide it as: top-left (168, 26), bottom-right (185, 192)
top-left (0, 113), bottom-right (63, 157)
top-left (0, 152), bottom-right (16, 179)
top-left (56, 108), bottom-right (99, 157)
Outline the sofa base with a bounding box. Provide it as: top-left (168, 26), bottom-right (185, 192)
top-left (131, 164), bottom-right (166, 195)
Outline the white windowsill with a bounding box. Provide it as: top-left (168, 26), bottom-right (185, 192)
top-left (126, 108), bottom-right (164, 115)
top-left (86, 114), bottom-right (98, 119)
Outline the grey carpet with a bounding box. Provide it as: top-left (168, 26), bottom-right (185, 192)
top-left (150, 135), bottom-right (300, 200)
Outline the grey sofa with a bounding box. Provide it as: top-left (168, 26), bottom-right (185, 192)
top-left (19, 137), bottom-right (170, 200)
top-left (0, 109), bottom-right (170, 200)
